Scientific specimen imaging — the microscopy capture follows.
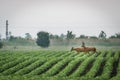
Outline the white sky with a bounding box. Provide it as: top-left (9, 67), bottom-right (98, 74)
top-left (0, 0), bottom-right (120, 38)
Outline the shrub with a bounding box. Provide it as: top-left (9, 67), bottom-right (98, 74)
top-left (0, 42), bottom-right (3, 49)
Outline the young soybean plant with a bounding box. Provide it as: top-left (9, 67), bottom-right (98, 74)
top-left (102, 51), bottom-right (119, 79)
top-left (85, 57), bottom-right (104, 78)
top-left (58, 57), bottom-right (85, 77)
top-left (110, 51), bottom-right (120, 80)
top-left (2, 57), bottom-right (38, 75)
top-left (42, 57), bottom-right (73, 76)
top-left (27, 57), bottom-right (62, 75)
top-left (15, 58), bottom-right (47, 75)
top-left (100, 57), bottom-right (115, 79)
top-left (70, 55), bottom-right (95, 77)
top-left (57, 52), bottom-right (89, 77)
top-left (0, 56), bottom-right (30, 73)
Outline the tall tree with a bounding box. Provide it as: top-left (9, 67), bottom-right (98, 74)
top-left (25, 33), bottom-right (32, 40)
top-left (49, 34), bottom-right (60, 39)
top-left (66, 31), bottom-right (75, 40)
top-left (0, 42), bottom-right (3, 49)
top-left (60, 33), bottom-right (66, 39)
top-left (36, 31), bottom-right (50, 48)
top-left (115, 33), bottom-right (120, 38)
top-left (98, 30), bottom-right (107, 40)
top-left (79, 35), bottom-right (88, 39)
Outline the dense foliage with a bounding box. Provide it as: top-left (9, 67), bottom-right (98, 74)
top-left (66, 31), bottom-right (75, 39)
top-left (36, 31), bottom-right (50, 48)
top-left (0, 42), bottom-right (3, 48)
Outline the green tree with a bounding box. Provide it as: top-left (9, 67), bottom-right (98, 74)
top-left (109, 35), bottom-right (116, 39)
top-left (36, 31), bottom-right (50, 48)
top-left (49, 34), bottom-right (60, 39)
top-left (98, 30), bottom-right (107, 40)
top-left (109, 33), bottom-right (120, 39)
top-left (115, 33), bottom-right (120, 38)
top-left (49, 34), bottom-right (54, 39)
top-left (60, 33), bottom-right (66, 39)
top-left (9, 36), bottom-right (15, 41)
top-left (89, 36), bottom-right (98, 39)
top-left (66, 31), bottom-right (75, 39)
top-left (0, 42), bottom-right (3, 49)
top-left (79, 35), bottom-right (88, 39)
top-left (25, 33), bottom-right (32, 40)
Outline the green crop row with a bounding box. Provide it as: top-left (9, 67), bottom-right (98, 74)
top-left (57, 55), bottom-right (86, 76)
top-left (27, 58), bottom-right (62, 75)
top-left (70, 55), bottom-right (95, 77)
top-left (0, 50), bottom-right (120, 80)
top-left (15, 58), bottom-right (47, 75)
top-left (0, 56), bottom-right (30, 73)
top-left (2, 57), bottom-right (38, 75)
top-left (99, 57), bottom-right (115, 79)
top-left (85, 57), bottom-right (104, 77)
top-left (43, 57), bottom-right (73, 76)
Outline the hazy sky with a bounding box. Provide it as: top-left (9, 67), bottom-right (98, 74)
top-left (0, 0), bottom-right (120, 38)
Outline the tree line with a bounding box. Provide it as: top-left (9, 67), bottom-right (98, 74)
top-left (0, 30), bottom-right (120, 48)
top-left (49, 30), bottom-right (120, 40)
top-left (36, 30), bottom-right (120, 48)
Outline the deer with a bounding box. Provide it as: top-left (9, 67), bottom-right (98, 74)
top-left (71, 41), bottom-right (96, 53)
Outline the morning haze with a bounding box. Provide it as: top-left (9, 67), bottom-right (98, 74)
top-left (0, 0), bottom-right (120, 38)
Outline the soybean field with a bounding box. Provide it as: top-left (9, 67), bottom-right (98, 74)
top-left (0, 50), bottom-right (120, 80)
